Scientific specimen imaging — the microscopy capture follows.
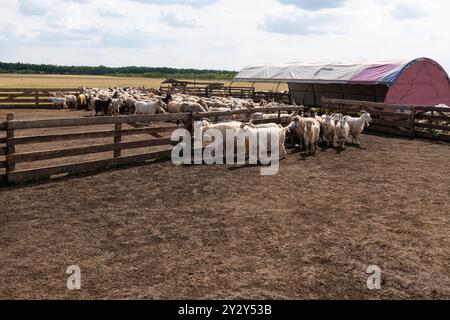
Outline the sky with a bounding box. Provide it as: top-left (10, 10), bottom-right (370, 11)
top-left (0, 0), bottom-right (449, 72)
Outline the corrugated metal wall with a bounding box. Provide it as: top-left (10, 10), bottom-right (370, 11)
top-left (289, 83), bottom-right (389, 106)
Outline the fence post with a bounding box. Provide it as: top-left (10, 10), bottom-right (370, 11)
top-left (114, 123), bottom-right (122, 158)
top-left (35, 91), bottom-right (39, 108)
top-left (6, 114), bottom-right (15, 183)
top-left (429, 110), bottom-right (435, 138)
top-left (409, 108), bottom-right (416, 138)
top-left (188, 111), bottom-right (195, 159)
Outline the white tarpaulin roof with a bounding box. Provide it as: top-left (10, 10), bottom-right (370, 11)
top-left (234, 60), bottom-right (410, 84)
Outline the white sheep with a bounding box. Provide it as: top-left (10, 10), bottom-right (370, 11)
top-left (49, 97), bottom-right (67, 109)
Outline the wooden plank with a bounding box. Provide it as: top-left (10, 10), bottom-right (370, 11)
top-left (371, 119), bottom-right (412, 128)
top-left (0, 147), bottom-right (6, 155)
top-left (197, 106), bottom-right (304, 118)
top-left (414, 106), bottom-right (450, 112)
top-left (0, 88), bottom-right (81, 92)
top-left (10, 125), bottom-right (185, 145)
top-left (114, 123), bottom-right (122, 158)
top-left (10, 113), bottom-right (190, 129)
top-left (6, 114), bottom-right (16, 175)
top-left (10, 138), bottom-right (174, 163)
top-left (415, 122), bottom-right (450, 131)
top-left (0, 93), bottom-right (42, 98)
top-left (0, 105), bottom-right (55, 110)
top-left (0, 137), bottom-right (6, 144)
top-left (0, 161), bottom-right (5, 169)
top-left (0, 99), bottom-right (56, 103)
top-left (322, 104), bottom-right (410, 118)
top-left (367, 124), bottom-right (412, 137)
top-left (128, 122), bottom-right (164, 138)
top-left (415, 114), bottom-right (450, 122)
top-left (322, 97), bottom-right (418, 111)
top-left (0, 122), bottom-right (6, 131)
top-left (7, 149), bottom-right (173, 184)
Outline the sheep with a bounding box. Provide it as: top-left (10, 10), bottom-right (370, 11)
top-left (133, 100), bottom-right (167, 115)
top-left (108, 98), bottom-right (124, 116)
top-left (344, 112), bottom-right (372, 145)
top-left (335, 118), bottom-right (350, 149)
top-left (303, 118), bottom-right (320, 155)
top-left (321, 114), bottom-right (336, 146)
top-left (65, 95), bottom-right (78, 109)
top-left (286, 116), bottom-right (306, 149)
top-left (89, 96), bottom-right (100, 113)
top-left (94, 98), bottom-right (112, 116)
top-left (240, 124), bottom-right (288, 159)
top-left (181, 102), bottom-right (207, 113)
top-left (201, 120), bottom-right (243, 159)
top-left (49, 97), bottom-right (67, 109)
top-left (242, 121), bottom-right (280, 129)
top-left (77, 94), bottom-right (88, 109)
top-left (122, 98), bottom-right (136, 115)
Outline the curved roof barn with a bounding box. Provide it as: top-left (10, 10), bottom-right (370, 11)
top-left (235, 58), bottom-right (450, 106)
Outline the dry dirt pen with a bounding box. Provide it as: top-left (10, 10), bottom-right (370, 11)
top-left (0, 129), bottom-right (449, 299)
top-left (0, 97), bottom-right (449, 300)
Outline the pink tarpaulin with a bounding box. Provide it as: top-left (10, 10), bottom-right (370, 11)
top-left (351, 63), bottom-right (401, 82)
top-left (385, 59), bottom-right (450, 106)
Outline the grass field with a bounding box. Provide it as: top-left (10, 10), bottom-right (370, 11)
top-left (0, 74), bottom-right (288, 91)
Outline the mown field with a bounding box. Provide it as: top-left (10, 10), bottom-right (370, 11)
top-left (0, 74), bottom-right (288, 91)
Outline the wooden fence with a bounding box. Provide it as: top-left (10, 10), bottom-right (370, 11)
top-left (0, 88), bottom-right (82, 109)
top-left (0, 106), bottom-right (304, 185)
top-left (321, 98), bottom-right (450, 142)
top-left (160, 85), bottom-right (291, 103)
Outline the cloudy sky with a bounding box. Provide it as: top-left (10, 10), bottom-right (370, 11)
top-left (0, 0), bottom-right (449, 72)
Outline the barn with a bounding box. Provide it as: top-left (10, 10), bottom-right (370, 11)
top-left (234, 57), bottom-right (450, 107)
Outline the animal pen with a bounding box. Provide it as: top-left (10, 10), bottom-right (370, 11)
top-left (160, 79), bottom-right (290, 103)
top-left (1, 71), bottom-right (450, 185)
top-left (0, 106), bottom-right (304, 185)
top-left (0, 88), bottom-right (82, 109)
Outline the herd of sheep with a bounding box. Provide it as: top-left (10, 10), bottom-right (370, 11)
top-left (48, 87), bottom-right (373, 155)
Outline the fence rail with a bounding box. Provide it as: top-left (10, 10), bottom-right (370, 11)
top-left (321, 98), bottom-right (450, 141)
top-left (0, 106), bottom-right (303, 185)
top-left (0, 88), bottom-right (82, 109)
top-left (160, 85), bottom-right (291, 103)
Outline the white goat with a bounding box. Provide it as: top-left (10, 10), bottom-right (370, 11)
top-left (335, 118), bottom-right (350, 149)
top-left (303, 119), bottom-right (320, 155)
top-left (344, 112), bottom-right (372, 145)
top-left (321, 114), bottom-right (336, 146)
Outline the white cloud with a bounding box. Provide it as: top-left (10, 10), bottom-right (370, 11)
top-left (0, 0), bottom-right (449, 74)
top-left (161, 12), bottom-right (200, 28)
top-left (391, 3), bottom-right (428, 20)
top-left (277, 0), bottom-right (348, 11)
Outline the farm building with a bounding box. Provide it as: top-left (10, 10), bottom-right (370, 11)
top-left (234, 57), bottom-right (450, 107)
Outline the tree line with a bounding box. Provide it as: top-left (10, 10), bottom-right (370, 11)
top-left (0, 62), bottom-right (238, 80)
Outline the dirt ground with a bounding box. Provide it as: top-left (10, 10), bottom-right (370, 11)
top-left (0, 127), bottom-right (449, 299)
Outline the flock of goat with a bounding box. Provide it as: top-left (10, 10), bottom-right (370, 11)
top-left (49, 87), bottom-right (373, 155)
top-left (201, 110), bottom-right (371, 157)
